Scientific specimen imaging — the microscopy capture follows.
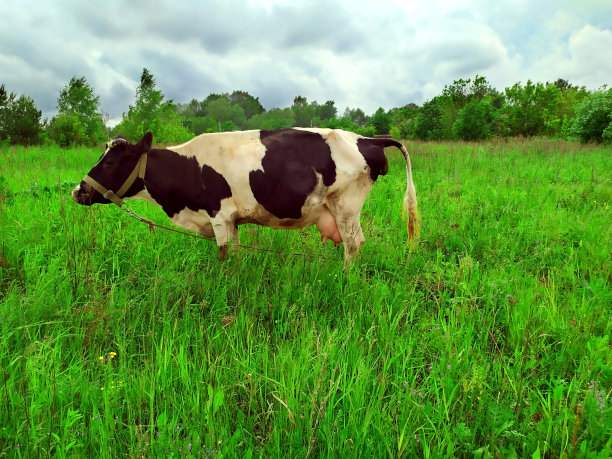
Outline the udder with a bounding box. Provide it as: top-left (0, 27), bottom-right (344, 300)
top-left (316, 208), bottom-right (342, 247)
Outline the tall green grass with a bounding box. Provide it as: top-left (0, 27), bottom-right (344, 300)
top-left (0, 139), bottom-right (610, 457)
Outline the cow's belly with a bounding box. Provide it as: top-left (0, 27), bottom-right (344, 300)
top-left (237, 203), bottom-right (341, 244)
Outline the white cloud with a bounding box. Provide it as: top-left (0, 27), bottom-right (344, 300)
top-left (0, 0), bottom-right (610, 121)
top-left (531, 25), bottom-right (612, 87)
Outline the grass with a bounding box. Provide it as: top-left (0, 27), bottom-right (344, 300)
top-left (0, 138), bottom-right (610, 458)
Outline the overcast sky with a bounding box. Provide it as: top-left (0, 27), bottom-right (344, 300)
top-left (1, 0), bottom-right (611, 124)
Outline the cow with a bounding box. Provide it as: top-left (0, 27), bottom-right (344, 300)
top-left (71, 128), bottom-right (419, 261)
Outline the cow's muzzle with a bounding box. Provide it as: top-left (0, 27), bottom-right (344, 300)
top-left (71, 182), bottom-right (96, 205)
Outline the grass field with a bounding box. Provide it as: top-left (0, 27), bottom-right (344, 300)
top-left (0, 138), bottom-right (610, 458)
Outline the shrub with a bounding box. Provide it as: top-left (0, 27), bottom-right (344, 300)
top-left (571, 90), bottom-right (612, 143)
top-left (452, 98), bottom-right (496, 141)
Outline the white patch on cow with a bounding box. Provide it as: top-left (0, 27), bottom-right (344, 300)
top-left (171, 207), bottom-right (213, 236)
top-left (165, 130), bottom-right (267, 218)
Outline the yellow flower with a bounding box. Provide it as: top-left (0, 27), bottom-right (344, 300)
top-left (99, 356), bottom-right (104, 361)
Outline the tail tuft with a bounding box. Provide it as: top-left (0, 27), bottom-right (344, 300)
top-left (399, 143), bottom-right (419, 248)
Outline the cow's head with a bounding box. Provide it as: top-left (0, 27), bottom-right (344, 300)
top-left (71, 132), bottom-right (153, 206)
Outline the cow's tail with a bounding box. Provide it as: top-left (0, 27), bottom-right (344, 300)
top-left (371, 138), bottom-right (419, 245)
top-left (398, 142), bottom-right (420, 246)
top-left (368, 138), bottom-right (420, 247)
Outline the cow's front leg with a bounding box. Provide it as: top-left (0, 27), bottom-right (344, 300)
top-left (211, 218), bottom-right (239, 261)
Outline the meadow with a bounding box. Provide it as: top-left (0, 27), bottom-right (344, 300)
top-left (0, 138), bottom-right (610, 458)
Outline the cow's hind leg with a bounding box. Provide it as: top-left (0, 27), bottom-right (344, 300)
top-left (335, 213), bottom-right (365, 261)
top-left (326, 181), bottom-right (371, 262)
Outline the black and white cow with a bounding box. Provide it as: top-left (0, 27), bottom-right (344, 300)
top-left (72, 128), bottom-right (419, 260)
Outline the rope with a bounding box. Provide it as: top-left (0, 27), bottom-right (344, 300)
top-left (121, 204), bottom-right (337, 261)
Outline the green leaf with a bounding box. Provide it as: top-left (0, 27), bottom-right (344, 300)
top-left (213, 389), bottom-right (225, 415)
top-left (156, 412), bottom-right (167, 427)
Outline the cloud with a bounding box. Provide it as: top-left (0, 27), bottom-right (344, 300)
top-left (1, 0), bottom-right (610, 122)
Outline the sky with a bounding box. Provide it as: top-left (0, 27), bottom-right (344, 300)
top-left (1, 0), bottom-right (611, 125)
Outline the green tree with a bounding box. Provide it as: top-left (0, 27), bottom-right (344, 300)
top-left (343, 107), bottom-right (369, 126)
top-left (114, 68), bottom-right (193, 144)
top-left (550, 80), bottom-right (589, 138)
top-left (571, 89), bottom-right (612, 143)
top-left (247, 108), bottom-right (295, 130)
top-left (183, 116), bottom-right (219, 135)
top-left (206, 97), bottom-right (247, 130)
top-left (291, 96), bottom-right (316, 127)
top-left (320, 116), bottom-right (358, 132)
top-left (48, 76), bottom-right (106, 146)
top-left (0, 84), bottom-right (42, 145)
top-left (369, 107), bottom-right (391, 135)
top-left (178, 98), bottom-right (207, 118)
top-left (452, 98), bottom-right (496, 141)
top-left (501, 80), bottom-right (565, 137)
top-left (436, 76), bottom-right (500, 139)
top-left (225, 90), bottom-right (265, 119)
top-left (389, 104), bottom-right (419, 139)
top-left (316, 100), bottom-right (337, 121)
top-left (414, 98), bottom-right (443, 140)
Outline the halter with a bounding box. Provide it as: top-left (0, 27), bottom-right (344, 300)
top-left (82, 140), bottom-right (148, 207)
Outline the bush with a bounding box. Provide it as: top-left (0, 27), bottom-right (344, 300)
top-left (0, 86), bottom-right (42, 145)
top-left (184, 116), bottom-right (219, 135)
top-left (321, 117), bottom-right (358, 132)
top-left (47, 113), bottom-right (86, 147)
top-left (369, 108), bottom-right (391, 135)
top-left (414, 99), bottom-right (443, 140)
top-left (452, 99), bottom-right (496, 141)
top-left (355, 126), bottom-right (376, 137)
top-left (571, 90), bottom-right (612, 143)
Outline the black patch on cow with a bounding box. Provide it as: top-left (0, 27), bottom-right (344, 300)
top-left (249, 129), bottom-right (336, 219)
top-left (356, 138), bottom-right (400, 181)
top-left (144, 148), bottom-right (232, 218)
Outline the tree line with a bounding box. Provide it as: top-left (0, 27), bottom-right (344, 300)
top-left (1, 69), bottom-right (611, 147)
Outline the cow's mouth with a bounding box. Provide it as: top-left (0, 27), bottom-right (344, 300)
top-left (71, 182), bottom-right (96, 205)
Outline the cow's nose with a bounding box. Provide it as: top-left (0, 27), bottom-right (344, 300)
top-left (71, 185), bottom-right (80, 202)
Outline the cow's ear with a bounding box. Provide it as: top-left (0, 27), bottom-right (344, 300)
top-left (137, 132), bottom-right (153, 153)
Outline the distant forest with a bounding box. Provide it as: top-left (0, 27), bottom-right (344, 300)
top-left (1, 68), bottom-right (611, 146)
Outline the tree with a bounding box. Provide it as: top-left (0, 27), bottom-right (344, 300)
top-left (178, 98), bottom-right (207, 118)
top-left (369, 107), bottom-right (391, 135)
top-left (389, 104), bottom-right (419, 139)
top-left (206, 97), bottom-right (247, 130)
top-left (247, 108), bottom-right (295, 130)
top-left (291, 96), bottom-right (316, 127)
top-left (500, 80), bottom-right (565, 137)
top-left (114, 68), bottom-right (193, 144)
top-left (48, 76), bottom-right (106, 146)
top-left (183, 116), bottom-right (219, 135)
top-left (316, 100), bottom-right (337, 121)
top-left (320, 116), bottom-right (358, 132)
top-left (343, 107), bottom-right (369, 126)
top-left (414, 98), bottom-right (443, 140)
top-left (225, 90), bottom-right (265, 119)
top-left (571, 89), bottom-right (612, 143)
top-left (434, 76), bottom-right (501, 139)
top-left (0, 84), bottom-right (42, 145)
top-left (452, 98), bottom-right (496, 141)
